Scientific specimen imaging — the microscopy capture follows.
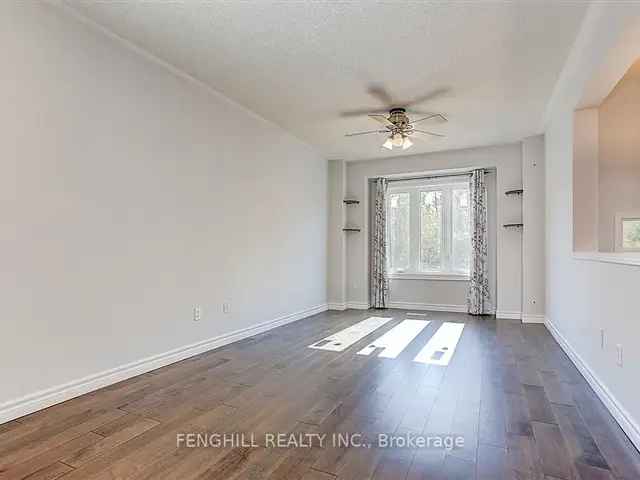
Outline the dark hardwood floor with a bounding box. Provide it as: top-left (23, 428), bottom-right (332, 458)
top-left (1, 309), bottom-right (639, 479)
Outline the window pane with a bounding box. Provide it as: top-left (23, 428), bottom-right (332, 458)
top-left (622, 219), bottom-right (640, 250)
top-left (420, 190), bottom-right (442, 271)
top-left (387, 193), bottom-right (410, 271)
top-left (452, 188), bottom-right (471, 273)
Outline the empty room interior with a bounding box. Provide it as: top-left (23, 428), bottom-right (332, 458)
top-left (3, 1), bottom-right (640, 479)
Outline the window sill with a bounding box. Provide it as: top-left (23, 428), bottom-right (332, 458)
top-left (573, 251), bottom-right (640, 267)
top-left (388, 273), bottom-right (470, 281)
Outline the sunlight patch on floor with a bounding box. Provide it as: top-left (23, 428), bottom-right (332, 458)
top-left (308, 316), bottom-right (392, 352)
top-left (413, 322), bottom-right (465, 366)
top-left (357, 320), bottom-right (429, 359)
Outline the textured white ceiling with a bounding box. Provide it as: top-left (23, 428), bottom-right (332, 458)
top-left (65, 0), bottom-right (587, 161)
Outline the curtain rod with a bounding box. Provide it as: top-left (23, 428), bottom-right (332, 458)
top-left (384, 169), bottom-right (494, 183)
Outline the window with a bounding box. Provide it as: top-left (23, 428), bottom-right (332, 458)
top-left (615, 213), bottom-right (640, 252)
top-left (387, 179), bottom-right (471, 279)
top-left (387, 192), bottom-right (410, 272)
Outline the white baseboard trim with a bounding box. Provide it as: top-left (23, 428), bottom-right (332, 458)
top-left (387, 302), bottom-right (468, 313)
top-left (521, 313), bottom-right (546, 324)
top-left (545, 316), bottom-right (640, 451)
top-left (496, 310), bottom-right (522, 320)
top-left (0, 303), bottom-right (328, 425)
top-left (346, 302), bottom-right (370, 310)
top-left (328, 302), bottom-right (347, 311)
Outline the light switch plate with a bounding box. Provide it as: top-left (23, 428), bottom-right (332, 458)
top-left (616, 344), bottom-right (623, 367)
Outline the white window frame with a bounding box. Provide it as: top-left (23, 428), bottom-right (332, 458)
top-left (387, 178), bottom-right (471, 281)
top-left (615, 212), bottom-right (640, 253)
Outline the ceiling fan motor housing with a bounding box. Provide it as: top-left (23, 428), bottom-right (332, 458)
top-left (389, 108), bottom-right (410, 131)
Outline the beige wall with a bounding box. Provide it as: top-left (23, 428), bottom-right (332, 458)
top-left (598, 60), bottom-right (640, 251)
top-left (1, 3), bottom-right (327, 418)
top-left (573, 108), bottom-right (600, 251)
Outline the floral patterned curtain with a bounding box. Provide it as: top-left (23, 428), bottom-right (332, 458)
top-left (370, 178), bottom-right (389, 308)
top-left (467, 169), bottom-right (492, 315)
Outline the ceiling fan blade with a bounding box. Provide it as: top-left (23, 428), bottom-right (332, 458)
top-left (345, 130), bottom-right (388, 137)
top-left (413, 129), bottom-right (446, 137)
top-left (340, 108), bottom-right (387, 117)
top-left (368, 114), bottom-right (394, 127)
top-left (406, 108), bottom-right (444, 116)
top-left (410, 113), bottom-right (448, 124)
top-left (367, 84), bottom-right (395, 106)
top-left (404, 87), bottom-right (450, 108)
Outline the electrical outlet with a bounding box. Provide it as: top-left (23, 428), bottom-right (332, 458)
top-left (616, 344), bottom-right (623, 367)
top-left (222, 303), bottom-right (230, 314)
top-left (600, 329), bottom-right (605, 350)
top-left (193, 305), bottom-right (202, 322)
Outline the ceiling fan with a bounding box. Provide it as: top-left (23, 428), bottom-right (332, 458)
top-left (343, 85), bottom-right (449, 150)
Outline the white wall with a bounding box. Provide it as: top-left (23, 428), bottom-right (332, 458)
top-left (522, 135), bottom-right (546, 321)
top-left (544, 3), bottom-right (640, 448)
top-left (1, 3), bottom-right (327, 416)
top-left (327, 160), bottom-right (346, 307)
top-left (547, 112), bottom-right (640, 448)
top-left (343, 144), bottom-right (523, 317)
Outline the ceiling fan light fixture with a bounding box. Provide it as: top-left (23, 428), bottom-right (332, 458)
top-left (382, 137), bottom-right (393, 150)
top-left (402, 136), bottom-right (413, 150)
top-left (392, 132), bottom-right (404, 147)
